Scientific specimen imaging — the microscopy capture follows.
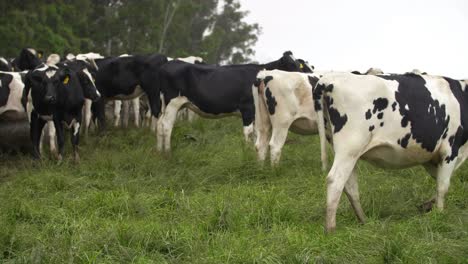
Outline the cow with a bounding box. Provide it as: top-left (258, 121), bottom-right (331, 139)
top-left (253, 70), bottom-right (324, 168)
top-left (0, 71), bottom-right (28, 120)
top-left (92, 54), bottom-right (168, 130)
top-left (22, 63), bottom-right (101, 162)
top-left (11, 48), bottom-right (43, 71)
top-left (313, 72), bottom-right (468, 232)
top-left (156, 51), bottom-right (307, 152)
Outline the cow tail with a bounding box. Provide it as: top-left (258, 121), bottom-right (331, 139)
top-left (252, 71), bottom-right (270, 147)
top-left (312, 77), bottom-right (328, 172)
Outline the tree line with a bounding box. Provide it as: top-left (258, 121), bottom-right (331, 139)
top-left (0, 0), bottom-right (260, 64)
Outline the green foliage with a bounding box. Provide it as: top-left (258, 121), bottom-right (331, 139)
top-left (0, 118), bottom-right (467, 263)
top-left (0, 0), bottom-right (259, 63)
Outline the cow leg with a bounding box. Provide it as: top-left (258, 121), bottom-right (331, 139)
top-left (269, 125), bottom-right (290, 165)
top-left (157, 97), bottom-right (188, 152)
top-left (114, 100), bottom-right (122, 127)
top-left (420, 164), bottom-right (438, 212)
top-left (243, 123), bottom-right (254, 142)
top-left (326, 155), bottom-right (358, 233)
top-left (435, 161), bottom-right (456, 210)
top-left (53, 118), bottom-right (65, 162)
top-left (122, 100), bottom-right (130, 128)
top-left (30, 110), bottom-right (46, 159)
top-left (70, 120), bottom-right (81, 164)
top-left (83, 99), bottom-right (92, 138)
top-left (343, 169), bottom-right (366, 224)
top-left (132, 97), bottom-right (140, 127)
top-left (47, 121), bottom-right (57, 158)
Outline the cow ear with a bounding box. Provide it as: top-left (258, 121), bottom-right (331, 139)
top-left (60, 69), bottom-right (72, 85)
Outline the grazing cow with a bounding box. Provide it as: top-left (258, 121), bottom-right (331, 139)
top-left (11, 48), bottom-right (43, 71)
top-left (0, 71), bottom-right (28, 120)
top-left (0, 57), bottom-right (12, 71)
top-left (92, 54), bottom-right (168, 129)
top-left (22, 64), bottom-right (100, 161)
top-left (313, 72), bottom-right (468, 232)
top-left (253, 70), bottom-right (323, 167)
top-left (156, 51), bottom-right (306, 152)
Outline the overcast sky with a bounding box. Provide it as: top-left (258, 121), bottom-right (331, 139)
top-left (239, 0), bottom-right (468, 79)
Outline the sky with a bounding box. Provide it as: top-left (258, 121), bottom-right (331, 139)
top-left (239, 0), bottom-right (468, 79)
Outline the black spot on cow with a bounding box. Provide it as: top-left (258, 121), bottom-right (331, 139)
top-left (0, 73), bottom-right (13, 107)
top-left (351, 71), bottom-right (362, 75)
top-left (380, 122), bottom-right (384, 127)
top-left (325, 95), bottom-right (347, 133)
top-left (443, 77), bottom-right (468, 162)
top-left (253, 78), bottom-right (262, 88)
top-left (369, 125), bottom-right (375, 132)
top-left (365, 109), bottom-right (372, 120)
top-left (398, 133), bottom-right (411, 148)
top-left (265, 87), bottom-right (277, 115)
top-left (446, 126), bottom-right (464, 162)
top-left (377, 112), bottom-right (384, 119)
top-left (264, 75), bottom-right (274, 86)
top-left (313, 83), bottom-right (334, 111)
top-left (378, 74), bottom-right (449, 152)
top-left (392, 102), bottom-right (397, 111)
top-left (372, 98), bottom-right (388, 114)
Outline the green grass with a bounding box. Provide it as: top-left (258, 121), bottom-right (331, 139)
top-left (0, 117), bottom-right (467, 263)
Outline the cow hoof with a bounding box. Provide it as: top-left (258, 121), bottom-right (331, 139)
top-left (74, 154), bottom-right (80, 164)
top-left (418, 199), bottom-right (435, 213)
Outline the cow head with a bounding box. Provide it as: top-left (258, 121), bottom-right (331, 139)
top-left (14, 48), bottom-right (43, 71)
top-left (25, 65), bottom-right (67, 108)
top-left (296, 59), bottom-right (315, 73)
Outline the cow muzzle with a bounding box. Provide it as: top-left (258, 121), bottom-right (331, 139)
top-left (44, 95), bottom-right (57, 104)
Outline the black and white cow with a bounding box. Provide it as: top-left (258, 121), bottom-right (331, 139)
top-left (11, 48), bottom-right (43, 71)
top-left (252, 70), bottom-right (325, 167)
top-left (313, 72), bottom-right (468, 232)
top-left (92, 54), bottom-right (168, 129)
top-left (22, 63), bottom-right (101, 162)
top-left (156, 51), bottom-right (306, 152)
top-left (0, 71), bottom-right (28, 120)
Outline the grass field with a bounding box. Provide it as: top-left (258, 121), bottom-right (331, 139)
top-left (0, 117), bottom-right (467, 263)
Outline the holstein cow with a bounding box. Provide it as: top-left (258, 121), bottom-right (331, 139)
top-left (92, 54), bottom-right (168, 129)
top-left (22, 63), bottom-right (101, 162)
top-left (253, 70), bottom-right (324, 168)
top-left (156, 51), bottom-right (306, 152)
top-left (313, 72), bottom-right (468, 232)
top-left (0, 71), bottom-right (28, 120)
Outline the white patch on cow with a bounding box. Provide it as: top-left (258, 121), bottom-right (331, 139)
top-left (66, 53), bottom-right (76, 60)
top-left (82, 68), bottom-right (100, 96)
top-left (0, 57), bottom-right (8, 67)
top-left (27, 48), bottom-right (37, 56)
top-left (73, 122), bottom-right (80, 136)
top-left (405, 104), bottom-right (409, 111)
top-left (46, 54), bottom-right (60, 66)
top-left (46, 70), bottom-right (57, 79)
top-left (0, 72), bottom-right (27, 119)
top-left (177, 56), bottom-right (203, 64)
top-left (76, 53), bottom-right (104, 61)
top-left (243, 123), bottom-right (254, 142)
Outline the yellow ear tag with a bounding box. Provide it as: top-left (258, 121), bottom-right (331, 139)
top-left (38, 53), bottom-right (43, 59)
top-left (300, 64), bottom-right (304, 69)
top-left (63, 76), bottom-right (70, 84)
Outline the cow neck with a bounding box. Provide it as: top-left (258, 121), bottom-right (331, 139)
top-left (261, 59), bottom-right (282, 71)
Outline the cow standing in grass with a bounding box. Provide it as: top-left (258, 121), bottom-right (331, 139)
top-left (314, 72), bottom-right (468, 232)
top-left (156, 51), bottom-right (308, 152)
top-left (22, 64), bottom-right (101, 162)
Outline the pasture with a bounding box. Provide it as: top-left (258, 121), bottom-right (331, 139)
top-left (0, 118), bottom-right (467, 263)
